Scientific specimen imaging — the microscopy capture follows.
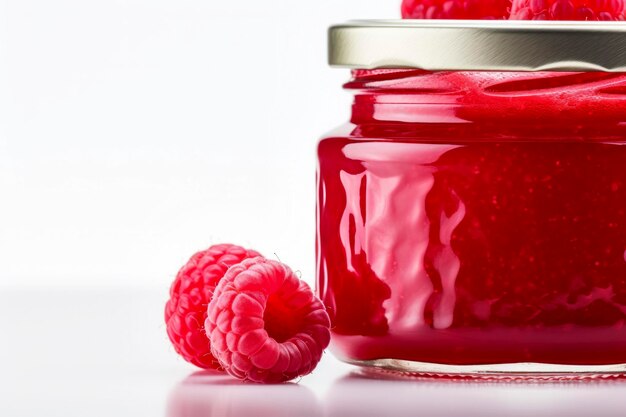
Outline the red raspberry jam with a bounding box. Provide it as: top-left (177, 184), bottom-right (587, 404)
top-left (317, 62), bottom-right (626, 375)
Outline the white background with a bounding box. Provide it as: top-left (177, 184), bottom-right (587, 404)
top-left (0, 0), bottom-right (396, 289)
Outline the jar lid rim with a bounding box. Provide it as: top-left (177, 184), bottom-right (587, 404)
top-left (329, 19), bottom-right (626, 72)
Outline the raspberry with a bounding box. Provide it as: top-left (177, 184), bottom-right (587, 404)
top-left (509, 0), bottom-right (625, 20)
top-left (401, 0), bottom-right (511, 19)
top-left (205, 257), bottom-right (331, 383)
top-left (165, 244), bottom-right (261, 369)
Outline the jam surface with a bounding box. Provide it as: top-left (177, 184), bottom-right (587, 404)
top-left (317, 70), bottom-right (626, 366)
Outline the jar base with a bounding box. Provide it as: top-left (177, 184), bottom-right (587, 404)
top-left (345, 358), bottom-right (626, 381)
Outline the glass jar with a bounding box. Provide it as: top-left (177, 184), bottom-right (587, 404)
top-left (317, 20), bottom-right (626, 378)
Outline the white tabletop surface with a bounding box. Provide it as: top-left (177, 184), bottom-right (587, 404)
top-left (2, 287), bottom-right (626, 417)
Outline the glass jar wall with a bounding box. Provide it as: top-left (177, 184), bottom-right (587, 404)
top-left (317, 66), bottom-right (626, 377)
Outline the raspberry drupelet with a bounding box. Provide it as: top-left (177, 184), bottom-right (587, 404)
top-left (165, 244), bottom-right (261, 369)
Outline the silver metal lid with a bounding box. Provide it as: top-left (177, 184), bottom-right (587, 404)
top-left (329, 20), bottom-right (626, 72)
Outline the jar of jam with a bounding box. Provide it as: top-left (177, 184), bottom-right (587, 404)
top-left (317, 20), bottom-right (626, 377)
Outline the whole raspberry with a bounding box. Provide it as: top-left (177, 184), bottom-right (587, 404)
top-left (401, 0), bottom-right (511, 19)
top-left (165, 244), bottom-right (261, 369)
top-left (509, 0), bottom-right (625, 20)
top-left (205, 257), bottom-right (331, 383)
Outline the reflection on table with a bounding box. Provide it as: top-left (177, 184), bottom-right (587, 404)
top-left (167, 371), bottom-right (321, 417)
top-left (168, 369), bottom-right (626, 417)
